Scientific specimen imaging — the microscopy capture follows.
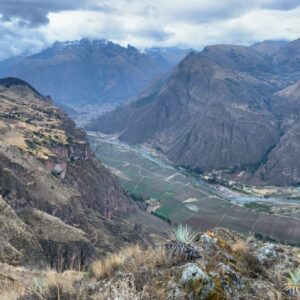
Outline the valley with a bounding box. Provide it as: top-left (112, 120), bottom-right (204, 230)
top-left (88, 132), bottom-right (300, 245)
top-left (1, 2), bottom-right (300, 298)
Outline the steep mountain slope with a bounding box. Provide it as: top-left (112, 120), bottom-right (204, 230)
top-left (251, 40), bottom-right (287, 55)
top-left (0, 40), bottom-right (185, 108)
top-left (272, 38), bottom-right (300, 78)
top-left (256, 80), bottom-right (300, 185)
top-left (0, 195), bottom-right (44, 266)
top-left (271, 80), bottom-right (300, 118)
top-left (201, 44), bottom-right (274, 75)
top-left (258, 121), bottom-right (300, 185)
top-left (88, 38), bottom-right (300, 186)
top-left (0, 78), bottom-right (166, 268)
top-left (88, 52), bottom-right (279, 173)
top-left (200, 44), bottom-right (289, 90)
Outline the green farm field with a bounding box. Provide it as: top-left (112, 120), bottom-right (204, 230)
top-left (88, 133), bottom-right (300, 245)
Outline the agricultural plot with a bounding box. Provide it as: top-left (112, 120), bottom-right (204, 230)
top-left (88, 133), bottom-right (300, 245)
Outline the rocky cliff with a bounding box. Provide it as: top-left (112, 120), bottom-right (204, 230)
top-left (0, 77), bottom-right (166, 269)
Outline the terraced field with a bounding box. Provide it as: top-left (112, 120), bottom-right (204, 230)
top-left (88, 132), bottom-right (300, 245)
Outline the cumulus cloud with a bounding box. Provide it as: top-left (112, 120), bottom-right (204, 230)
top-left (0, 18), bottom-right (46, 60)
top-left (0, 0), bottom-right (300, 60)
top-left (0, 0), bottom-right (113, 26)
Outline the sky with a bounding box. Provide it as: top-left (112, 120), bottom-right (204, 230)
top-left (0, 0), bottom-right (300, 60)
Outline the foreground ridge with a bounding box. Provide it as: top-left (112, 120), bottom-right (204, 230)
top-left (0, 228), bottom-right (299, 299)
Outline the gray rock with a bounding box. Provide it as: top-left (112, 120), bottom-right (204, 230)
top-left (200, 234), bottom-right (217, 251)
top-left (256, 243), bottom-right (277, 263)
top-left (180, 263), bottom-right (209, 285)
top-left (86, 282), bottom-right (97, 293)
top-left (180, 263), bottom-right (215, 299)
top-left (217, 263), bottom-right (244, 289)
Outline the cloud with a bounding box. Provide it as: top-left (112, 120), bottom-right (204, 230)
top-left (0, 0), bottom-right (300, 60)
top-left (261, 0), bottom-right (300, 10)
top-left (144, 0), bottom-right (300, 24)
top-left (137, 28), bottom-right (174, 42)
top-left (1, 0), bottom-right (300, 27)
top-left (0, 18), bottom-right (46, 60)
top-left (0, 0), bottom-right (113, 26)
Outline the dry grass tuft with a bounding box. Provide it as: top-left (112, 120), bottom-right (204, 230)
top-left (0, 282), bottom-right (25, 300)
top-left (91, 244), bottom-right (169, 280)
top-left (32, 269), bottom-right (86, 300)
top-left (94, 276), bottom-right (139, 300)
top-left (231, 239), bottom-right (248, 254)
top-left (45, 269), bottom-right (83, 293)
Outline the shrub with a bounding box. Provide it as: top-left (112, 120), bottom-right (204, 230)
top-left (231, 239), bottom-right (248, 255)
top-left (51, 169), bottom-right (61, 177)
top-left (169, 224), bottom-right (197, 245)
top-left (32, 270), bottom-right (87, 300)
top-left (91, 249), bottom-right (128, 279)
top-left (26, 139), bottom-right (37, 149)
top-left (284, 269), bottom-right (300, 296)
top-left (91, 244), bottom-right (168, 280)
top-left (128, 192), bottom-right (145, 202)
top-left (244, 252), bottom-right (264, 277)
top-left (67, 136), bottom-right (73, 144)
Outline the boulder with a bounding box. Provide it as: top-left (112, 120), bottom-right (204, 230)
top-left (180, 263), bottom-right (209, 285)
top-left (217, 262), bottom-right (244, 289)
top-left (256, 244), bottom-right (277, 263)
top-left (200, 233), bottom-right (217, 251)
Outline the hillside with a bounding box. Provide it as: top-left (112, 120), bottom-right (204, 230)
top-left (1, 78), bottom-right (299, 300)
top-left (251, 40), bottom-right (287, 55)
top-left (1, 227), bottom-right (299, 299)
top-left (0, 77), bottom-right (166, 269)
top-left (257, 80), bottom-right (300, 185)
top-left (272, 38), bottom-right (300, 79)
top-left (201, 44), bottom-right (274, 75)
top-left (87, 52), bottom-right (279, 175)
top-left (0, 40), bottom-right (188, 109)
top-left (88, 38), bottom-right (300, 186)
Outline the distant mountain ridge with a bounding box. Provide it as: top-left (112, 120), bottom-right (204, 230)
top-left (0, 39), bottom-right (190, 109)
top-left (251, 40), bottom-right (288, 55)
top-left (88, 38), bottom-right (300, 186)
top-left (144, 47), bottom-right (192, 67)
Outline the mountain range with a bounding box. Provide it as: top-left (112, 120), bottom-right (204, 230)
top-left (1, 39), bottom-right (300, 299)
top-left (88, 38), bottom-right (300, 186)
top-left (0, 39), bottom-right (190, 111)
